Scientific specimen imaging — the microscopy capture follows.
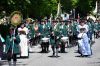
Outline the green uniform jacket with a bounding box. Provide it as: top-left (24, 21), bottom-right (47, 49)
top-left (50, 23), bottom-right (61, 46)
top-left (26, 24), bottom-right (32, 39)
top-left (46, 22), bottom-right (52, 35)
top-left (29, 24), bottom-right (35, 38)
top-left (39, 24), bottom-right (50, 38)
top-left (60, 24), bottom-right (68, 36)
top-left (5, 35), bottom-right (20, 54)
top-left (94, 23), bottom-right (99, 31)
top-left (87, 22), bottom-right (94, 33)
top-left (73, 22), bottom-right (78, 35)
top-left (98, 23), bottom-right (100, 31)
top-left (68, 24), bottom-right (74, 33)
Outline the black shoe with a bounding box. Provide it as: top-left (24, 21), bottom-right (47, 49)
top-left (56, 55), bottom-right (59, 57)
top-left (81, 55), bottom-right (91, 58)
top-left (53, 53), bottom-right (55, 56)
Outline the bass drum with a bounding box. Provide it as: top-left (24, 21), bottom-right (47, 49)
top-left (41, 37), bottom-right (50, 43)
top-left (61, 37), bottom-right (68, 42)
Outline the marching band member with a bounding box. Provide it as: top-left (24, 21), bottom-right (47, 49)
top-left (39, 21), bottom-right (50, 53)
top-left (18, 23), bottom-right (29, 58)
top-left (25, 18), bottom-right (32, 39)
top-left (73, 19), bottom-right (79, 36)
top-left (50, 18), bottom-right (61, 57)
top-left (87, 19), bottom-right (95, 43)
top-left (67, 21), bottom-right (74, 46)
top-left (77, 28), bottom-right (92, 57)
top-left (45, 19), bottom-right (52, 35)
top-left (25, 18), bottom-right (34, 52)
top-left (73, 20), bottom-right (79, 45)
top-left (60, 21), bottom-right (68, 53)
top-left (94, 20), bottom-right (100, 38)
top-left (45, 19), bottom-right (52, 52)
top-left (29, 20), bottom-right (39, 46)
top-left (5, 27), bottom-right (20, 66)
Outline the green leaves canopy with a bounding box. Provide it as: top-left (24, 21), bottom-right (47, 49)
top-left (0, 0), bottom-right (96, 18)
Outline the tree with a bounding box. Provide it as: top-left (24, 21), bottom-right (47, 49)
top-left (28, 0), bottom-right (58, 19)
top-left (0, 0), bottom-right (96, 19)
top-left (60, 0), bottom-right (96, 18)
top-left (76, 0), bottom-right (96, 17)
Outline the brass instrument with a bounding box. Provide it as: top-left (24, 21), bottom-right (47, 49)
top-left (10, 11), bottom-right (22, 26)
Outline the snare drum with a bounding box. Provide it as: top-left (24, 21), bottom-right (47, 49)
top-left (61, 37), bottom-right (68, 42)
top-left (41, 37), bottom-right (50, 43)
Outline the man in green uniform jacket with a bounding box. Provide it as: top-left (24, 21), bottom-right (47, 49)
top-left (39, 21), bottom-right (50, 52)
top-left (50, 20), bottom-right (61, 57)
top-left (94, 21), bottom-right (99, 38)
top-left (87, 20), bottom-right (94, 41)
top-left (59, 21), bottom-right (68, 53)
top-left (5, 27), bottom-right (20, 66)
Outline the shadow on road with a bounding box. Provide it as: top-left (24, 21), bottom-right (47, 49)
top-left (0, 61), bottom-right (27, 66)
top-left (75, 55), bottom-right (91, 58)
top-left (58, 51), bottom-right (68, 53)
top-left (48, 55), bottom-right (60, 58)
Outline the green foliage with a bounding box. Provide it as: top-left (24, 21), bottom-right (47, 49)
top-left (76, 0), bottom-right (96, 17)
top-left (60, 0), bottom-right (78, 13)
top-left (28, 0), bottom-right (58, 18)
top-left (0, 0), bottom-right (96, 18)
top-left (71, 0), bottom-right (78, 8)
top-left (8, 0), bottom-right (58, 18)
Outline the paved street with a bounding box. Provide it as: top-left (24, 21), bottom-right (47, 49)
top-left (1, 38), bottom-right (100, 66)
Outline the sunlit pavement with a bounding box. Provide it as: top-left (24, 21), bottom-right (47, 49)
top-left (1, 38), bottom-right (100, 66)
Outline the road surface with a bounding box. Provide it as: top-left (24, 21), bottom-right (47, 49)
top-left (1, 38), bottom-right (100, 66)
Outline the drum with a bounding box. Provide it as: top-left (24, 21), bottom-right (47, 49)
top-left (41, 37), bottom-right (50, 43)
top-left (61, 37), bottom-right (68, 42)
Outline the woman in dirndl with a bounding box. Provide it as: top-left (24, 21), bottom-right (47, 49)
top-left (77, 28), bottom-right (92, 57)
top-left (18, 23), bottom-right (29, 58)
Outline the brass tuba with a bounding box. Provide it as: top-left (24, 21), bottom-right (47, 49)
top-left (10, 11), bottom-right (22, 26)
